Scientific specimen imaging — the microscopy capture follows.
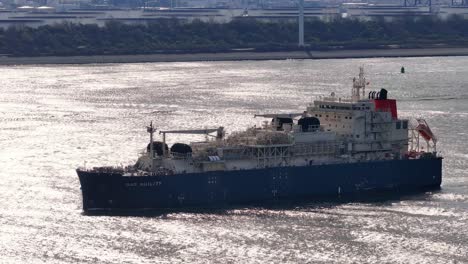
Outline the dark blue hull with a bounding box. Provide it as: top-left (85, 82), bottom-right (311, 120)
top-left (77, 158), bottom-right (442, 212)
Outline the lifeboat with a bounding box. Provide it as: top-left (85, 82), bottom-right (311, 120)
top-left (415, 119), bottom-right (436, 142)
top-left (416, 124), bottom-right (433, 141)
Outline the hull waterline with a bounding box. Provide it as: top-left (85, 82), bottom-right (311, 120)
top-left (78, 157), bottom-right (442, 213)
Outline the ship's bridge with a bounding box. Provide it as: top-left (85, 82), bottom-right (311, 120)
top-left (306, 98), bottom-right (375, 137)
top-left (303, 66), bottom-right (410, 161)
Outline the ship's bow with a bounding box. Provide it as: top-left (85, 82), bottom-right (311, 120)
top-left (77, 169), bottom-right (123, 213)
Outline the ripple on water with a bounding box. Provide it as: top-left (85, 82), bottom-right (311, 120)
top-left (0, 57), bottom-right (468, 263)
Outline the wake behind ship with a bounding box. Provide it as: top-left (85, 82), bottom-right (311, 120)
top-left (77, 68), bottom-right (442, 212)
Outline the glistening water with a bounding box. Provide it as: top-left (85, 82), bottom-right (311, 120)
top-left (0, 57), bottom-right (467, 263)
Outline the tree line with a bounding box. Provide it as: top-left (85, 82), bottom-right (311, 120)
top-left (0, 15), bottom-right (468, 56)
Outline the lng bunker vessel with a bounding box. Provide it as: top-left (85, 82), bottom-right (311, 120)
top-left (77, 68), bottom-right (442, 212)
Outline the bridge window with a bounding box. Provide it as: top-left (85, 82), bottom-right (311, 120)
top-left (402, 120), bottom-right (408, 129)
top-left (396, 121), bottom-right (401, 129)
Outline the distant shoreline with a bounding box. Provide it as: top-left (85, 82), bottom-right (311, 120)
top-left (2, 47), bottom-right (468, 65)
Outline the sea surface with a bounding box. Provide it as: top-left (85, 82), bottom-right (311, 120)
top-left (0, 57), bottom-right (467, 263)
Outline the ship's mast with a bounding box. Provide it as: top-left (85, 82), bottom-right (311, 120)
top-left (352, 67), bottom-right (366, 101)
top-left (147, 121), bottom-right (155, 159)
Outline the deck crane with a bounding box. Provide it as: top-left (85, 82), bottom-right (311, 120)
top-left (158, 127), bottom-right (224, 157)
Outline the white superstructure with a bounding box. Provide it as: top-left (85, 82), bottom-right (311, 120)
top-left (132, 68), bottom-right (437, 176)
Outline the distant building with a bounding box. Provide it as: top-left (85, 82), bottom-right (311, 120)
top-left (0, 0), bottom-right (467, 28)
